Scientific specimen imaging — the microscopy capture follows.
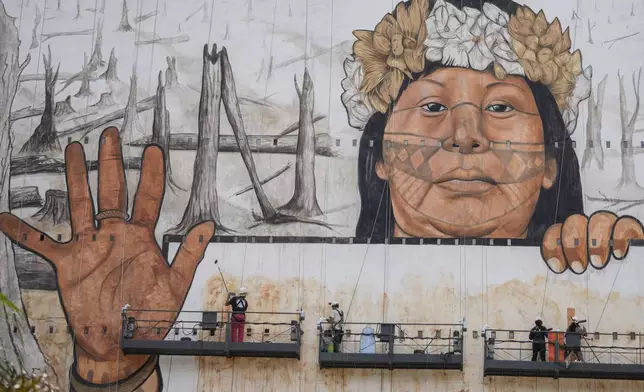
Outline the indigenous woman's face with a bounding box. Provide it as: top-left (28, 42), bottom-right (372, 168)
top-left (376, 67), bottom-right (557, 238)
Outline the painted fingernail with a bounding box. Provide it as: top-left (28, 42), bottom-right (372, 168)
top-left (590, 255), bottom-right (603, 267)
top-left (547, 258), bottom-right (563, 272)
top-left (614, 250), bottom-right (623, 258)
top-left (570, 260), bottom-right (584, 273)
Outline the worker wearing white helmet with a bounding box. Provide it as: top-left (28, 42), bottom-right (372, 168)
top-left (565, 315), bottom-right (587, 367)
top-left (529, 316), bottom-right (548, 361)
top-left (327, 301), bottom-right (344, 352)
top-left (226, 287), bottom-right (249, 342)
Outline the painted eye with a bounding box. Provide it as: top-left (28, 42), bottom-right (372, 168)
top-left (422, 103), bottom-right (447, 113)
top-left (486, 103), bottom-right (514, 113)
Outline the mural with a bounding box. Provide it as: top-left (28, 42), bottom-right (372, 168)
top-left (0, 0), bottom-right (643, 390)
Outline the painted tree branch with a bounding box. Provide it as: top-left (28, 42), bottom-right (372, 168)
top-left (87, 17), bottom-right (105, 69)
top-left (220, 47), bottom-right (277, 220)
top-left (276, 114), bottom-right (325, 138)
top-left (30, 5), bottom-right (41, 49)
top-left (165, 56), bottom-right (178, 87)
top-left (20, 47), bottom-right (61, 155)
top-left (171, 44), bottom-right (226, 234)
top-left (11, 155), bottom-right (142, 176)
top-left (121, 66), bottom-right (142, 139)
top-left (135, 35), bottom-right (189, 46)
top-left (232, 163), bottom-right (291, 197)
top-left (10, 186), bottom-right (43, 209)
top-left (41, 28), bottom-right (92, 42)
top-left (74, 53), bottom-right (93, 97)
top-left (57, 95), bottom-right (155, 138)
top-left (582, 74), bottom-right (607, 170)
top-left (0, 0), bottom-right (50, 378)
top-left (134, 11), bottom-right (158, 23)
top-left (279, 69), bottom-right (322, 217)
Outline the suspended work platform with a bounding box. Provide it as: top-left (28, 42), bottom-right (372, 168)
top-left (318, 321), bottom-right (464, 370)
top-left (120, 309), bottom-right (302, 359)
top-left (483, 328), bottom-right (644, 380)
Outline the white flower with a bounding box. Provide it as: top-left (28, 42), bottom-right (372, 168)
top-left (341, 56), bottom-right (375, 130)
top-left (563, 65), bottom-right (592, 134)
top-left (424, 0), bottom-right (524, 74)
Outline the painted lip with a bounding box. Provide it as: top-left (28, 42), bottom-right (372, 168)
top-left (434, 169), bottom-right (497, 194)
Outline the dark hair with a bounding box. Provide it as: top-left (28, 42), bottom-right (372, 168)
top-left (355, 67), bottom-right (584, 240)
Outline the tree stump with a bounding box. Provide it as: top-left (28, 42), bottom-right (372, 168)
top-left (32, 189), bottom-right (70, 226)
top-left (10, 186), bottom-right (43, 209)
top-left (117, 0), bottom-right (133, 31)
top-left (100, 48), bottom-right (119, 81)
top-left (90, 91), bottom-right (116, 109)
top-left (54, 95), bottom-right (76, 118)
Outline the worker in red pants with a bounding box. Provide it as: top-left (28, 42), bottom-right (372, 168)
top-left (227, 288), bottom-right (248, 342)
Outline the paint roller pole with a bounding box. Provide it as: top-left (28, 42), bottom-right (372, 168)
top-left (214, 259), bottom-right (230, 295)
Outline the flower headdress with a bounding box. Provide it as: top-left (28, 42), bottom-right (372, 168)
top-left (341, 0), bottom-right (592, 134)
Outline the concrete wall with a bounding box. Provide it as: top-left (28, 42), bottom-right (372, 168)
top-left (2, 0), bottom-right (644, 390)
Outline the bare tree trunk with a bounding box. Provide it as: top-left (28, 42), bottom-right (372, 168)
top-left (30, 5), bottom-right (40, 49)
top-left (617, 68), bottom-right (642, 190)
top-left (279, 69), bottom-right (322, 217)
top-left (587, 18), bottom-right (595, 44)
top-left (74, 0), bottom-right (81, 20)
top-left (54, 95), bottom-right (76, 118)
top-left (247, 0), bottom-right (252, 18)
top-left (99, 47), bottom-right (119, 81)
top-left (31, 189), bottom-right (70, 226)
top-left (74, 53), bottom-right (92, 97)
top-left (201, 0), bottom-right (209, 23)
top-left (152, 71), bottom-right (184, 193)
top-left (57, 0), bottom-right (61, 11)
top-left (631, 1), bottom-right (635, 16)
top-left (88, 17), bottom-right (105, 69)
top-left (117, 0), bottom-right (133, 31)
top-left (121, 66), bottom-right (142, 140)
top-left (223, 22), bottom-right (230, 39)
top-left (0, 0), bottom-right (51, 378)
top-left (220, 47), bottom-right (277, 220)
top-left (171, 44), bottom-right (224, 234)
top-left (582, 74), bottom-right (607, 170)
top-left (163, 0), bottom-right (167, 15)
top-left (20, 47), bottom-right (61, 155)
top-left (165, 56), bottom-right (178, 87)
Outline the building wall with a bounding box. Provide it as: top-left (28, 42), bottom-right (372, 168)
top-left (1, 0), bottom-right (644, 390)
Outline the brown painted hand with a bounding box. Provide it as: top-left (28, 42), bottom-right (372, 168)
top-left (541, 212), bottom-right (644, 274)
top-left (0, 128), bottom-right (214, 382)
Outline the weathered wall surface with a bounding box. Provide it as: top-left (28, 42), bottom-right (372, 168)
top-left (1, 0), bottom-right (644, 390)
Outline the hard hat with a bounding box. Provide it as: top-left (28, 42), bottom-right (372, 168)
top-left (239, 287), bottom-right (247, 295)
top-left (535, 316), bottom-right (542, 321)
top-left (572, 316), bottom-right (578, 322)
top-left (329, 301), bottom-right (339, 307)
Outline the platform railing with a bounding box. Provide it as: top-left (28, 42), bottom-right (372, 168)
top-left (318, 322), bottom-right (464, 356)
top-left (121, 309), bottom-right (303, 346)
top-left (484, 328), bottom-right (644, 365)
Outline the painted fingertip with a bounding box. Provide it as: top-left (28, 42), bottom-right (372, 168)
top-left (590, 254), bottom-right (603, 267)
top-left (570, 260), bottom-right (584, 273)
top-left (547, 257), bottom-right (563, 272)
top-left (614, 250), bottom-right (623, 258)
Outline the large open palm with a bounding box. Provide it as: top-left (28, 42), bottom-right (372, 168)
top-left (0, 128), bottom-right (213, 374)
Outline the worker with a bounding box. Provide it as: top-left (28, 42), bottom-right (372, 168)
top-left (328, 301), bottom-right (344, 352)
top-left (317, 317), bottom-right (332, 352)
top-left (226, 287), bottom-right (248, 342)
top-left (529, 317), bottom-right (548, 361)
top-left (564, 316), bottom-right (586, 367)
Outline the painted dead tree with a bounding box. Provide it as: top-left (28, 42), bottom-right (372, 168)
top-left (74, 53), bottom-right (92, 97)
top-left (31, 189), bottom-right (70, 225)
top-left (152, 71), bottom-right (184, 193)
top-left (171, 44), bottom-right (224, 234)
top-left (54, 95), bottom-right (76, 119)
top-left (100, 48), bottom-right (119, 81)
top-left (0, 0), bottom-right (51, 379)
top-left (90, 91), bottom-right (115, 109)
top-left (279, 69), bottom-right (322, 217)
top-left (165, 56), bottom-right (178, 87)
top-left (117, 0), bottom-right (133, 32)
top-left (582, 74), bottom-right (607, 170)
top-left (20, 47), bottom-right (61, 155)
top-left (617, 68), bottom-right (642, 192)
top-left (74, 0), bottom-right (81, 20)
top-left (30, 4), bottom-right (41, 50)
top-left (220, 47), bottom-right (277, 221)
top-left (120, 67), bottom-right (143, 140)
top-left (87, 17), bottom-right (105, 70)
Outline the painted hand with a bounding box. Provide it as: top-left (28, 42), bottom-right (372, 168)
top-left (540, 212), bottom-right (644, 274)
top-left (0, 128), bottom-right (214, 380)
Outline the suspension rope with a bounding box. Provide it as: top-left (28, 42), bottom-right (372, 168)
top-left (345, 181), bottom-right (387, 320)
top-left (594, 262), bottom-right (622, 331)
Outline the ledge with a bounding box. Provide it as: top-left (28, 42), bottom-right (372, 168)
top-left (319, 352), bottom-right (463, 370)
top-left (484, 359), bottom-right (644, 380)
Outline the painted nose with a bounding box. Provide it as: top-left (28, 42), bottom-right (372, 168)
top-left (443, 104), bottom-right (489, 154)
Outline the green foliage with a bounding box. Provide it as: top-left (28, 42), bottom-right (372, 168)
top-left (0, 292), bottom-right (21, 314)
top-left (0, 360), bottom-right (58, 391)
